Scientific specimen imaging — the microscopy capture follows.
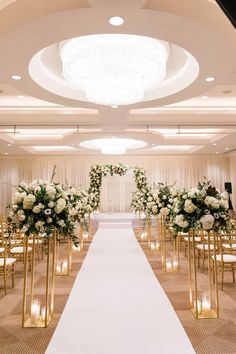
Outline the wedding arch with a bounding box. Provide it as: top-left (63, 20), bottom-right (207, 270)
top-left (88, 163), bottom-right (149, 210)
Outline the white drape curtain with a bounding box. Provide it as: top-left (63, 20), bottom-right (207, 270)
top-left (0, 155), bottom-right (231, 212)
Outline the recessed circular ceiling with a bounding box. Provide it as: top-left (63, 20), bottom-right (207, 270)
top-left (29, 34), bottom-right (199, 107)
top-left (80, 138), bottom-right (147, 154)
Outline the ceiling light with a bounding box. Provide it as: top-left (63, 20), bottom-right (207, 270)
top-left (216, 151), bottom-right (219, 154)
top-left (109, 16), bottom-right (124, 26)
top-left (151, 128), bottom-right (219, 138)
top-left (7, 144), bottom-right (12, 147)
top-left (225, 147), bottom-right (229, 150)
top-left (31, 146), bottom-right (76, 151)
top-left (4, 152), bottom-right (8, 155)
top-left (212, 143), bottom-right (217, 146)
top-left (200, 96), bottom-right (208, 99)
top-left (152, 145), bottom-right (192, 151)
top-left (60, 34), bottom-right (169, 106)
top-left (80, 138), bottom-right (147, 155)
top-left (17, 95), bottom-right (25, 98)
top-left (11, 75), bottom-right (22, 80)
top-left (205, 76), bottom-right (215, 82)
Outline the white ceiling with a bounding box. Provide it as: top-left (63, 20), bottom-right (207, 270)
top-left (0, 0), bottom-right (235, 156)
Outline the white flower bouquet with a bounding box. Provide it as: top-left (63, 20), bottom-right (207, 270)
top-left (7, 179), bottom-right (78, 245)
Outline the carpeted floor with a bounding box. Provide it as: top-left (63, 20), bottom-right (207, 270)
top-left (0, 228), bottom-right (235, 354)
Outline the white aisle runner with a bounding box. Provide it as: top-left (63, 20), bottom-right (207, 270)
top-left (46, 224), bottom-right (195, 354)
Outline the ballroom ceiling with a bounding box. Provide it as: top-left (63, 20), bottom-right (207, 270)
top-left (0, 0), bottom-right (235, 156)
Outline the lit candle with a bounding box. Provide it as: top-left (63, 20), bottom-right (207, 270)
top-left (166, 261), bottom-right (173, 271)
top-left (150, 242), bottom-right (156, 251)
top-left (194, 300), bottom-right (202, 313)
top-left (141, 231), bottom-right (147, 240)
top-left (31, 299), bottom-right (40, 325)
top-left (202, 295), bottom-right (211, 313)
top-left (41, 306), bottom-right (46, 322)
top-left (173, 261), bottom-right (178, 270)
top-left (62, 260), bottom-right (68, 274)
top-left (155, 242), bottom-right (160, 250)
top-left (56, 262), bottom-right (61, 274)
top-left (83, 232), bottom-right (89, 240)
top-left (72, 244), bottom-right (81, 253)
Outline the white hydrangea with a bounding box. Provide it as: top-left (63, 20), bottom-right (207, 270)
top-left (219, 199), bottom-right (229, 210)
top-left (188, 187), bottom-right (200, 198)
top-left (14, 191), bottom-right (26, 204)
top-left (221, 191), bottom-right (229, 200)
top-left (46, 185), bottom-right (56, 199)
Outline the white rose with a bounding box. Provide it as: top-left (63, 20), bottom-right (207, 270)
top-left (55, 198), bottom-right (66, 214)
top-left (204, 196), bottom-right (220, 209)
top-left (48, 201), bottom-right (54, 208)
top-left (184, 199), bottom-right (196, 214)
top-left (161, 207), bottom-right (169, 216)
top-left (33, 205), bottom-right (41, 214)
top-left (23, 194), bottom-right (36, 210)
top-left (220, 199), bottom-right (229, 210)
top-left (19, 214), bottom-right (26, 221)
top-left (47, 217), bottom-right (52, 223)
top-left (200, 214), bottom-right (215, 230)
top-left (175, 214), bottom-right (189, 229)
top-left (221, 191), bottom-right (229, 200)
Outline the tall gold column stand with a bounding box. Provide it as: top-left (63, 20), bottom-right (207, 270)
top-left (55, 236), bottom-right (72, 276)
top-left (140, 214), bottom-right (148, 242)
top-left (161, 219), bottom-right (180, 272)
top-left (150, 216), bottom-right (161, 252)
top-left (22, 231), bottom-right (56, 328)
top-left (188, 229), bottom-right (219, 319)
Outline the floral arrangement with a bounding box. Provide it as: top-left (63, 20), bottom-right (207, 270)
top-left (131, 167), bottom-right (151, 214)
top-left (89, 163), bottom-right (128, 210)
top-left (144, 184), bottom-right (180, 222)
top-left (171, 178), bottom-right (230, 233)
top-left (7, 179), bottom-right (78, 245)
top-left (67, 187), bottom-right (93, 231)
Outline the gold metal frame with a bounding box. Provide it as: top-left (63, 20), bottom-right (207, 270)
top-left (22, 231), bottom-right (56, 328)
top-left (161, 219), bottom-right (180, 272)
top-left (55, 237), bottom-right (72, 276)
top-left (188, 229), bottom-right (219, 319)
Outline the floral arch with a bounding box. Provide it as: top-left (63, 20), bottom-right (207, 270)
top-left (88, 163), bottom-right (149, 211)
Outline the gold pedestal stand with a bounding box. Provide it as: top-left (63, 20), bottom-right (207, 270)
top-left (22, 232), bottom-right (56, 328)
top-left (55, 237), bottom-right (72, 276)
top-left (161, 220), bottom-right (180, 272)
top-left (188, 229), bottom-right (219, 319)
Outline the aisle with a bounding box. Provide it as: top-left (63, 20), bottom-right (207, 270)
top-left (46, 224), bottom-right (195, 354)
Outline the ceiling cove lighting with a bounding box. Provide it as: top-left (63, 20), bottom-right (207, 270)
top-left (80, 138), bottom-right (147, 155)
top-left (109, 16), bottom-right (124, 26)
top-left (152, 145), bottom-right (192, 151)
top-left (31, 146), bottom-right (76, 152)
top-left (60, 34), bottom-right (169, 107)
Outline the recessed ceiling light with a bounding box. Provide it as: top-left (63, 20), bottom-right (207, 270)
top-left (11, 75), bottom-right (22, 80)
top-left (109, 16), bottom-right (124, 26)
top-left (111, 105), bottom-right (118, 108)
top-left (7, 144), bottom-right (12, 147)
top-left (200, 96), bottom-right (208, 99)
top-left (205, 76), bottom-right (215, 82)
top-left (80, 138), bottom-right (147, 155)
top-left (216, 152), bottom-right (219, 154)
top-left (212, 143), bottom-right (217, 146)
top-left (17, 95), bottom-right (25, 98)
top-left (225, 147), bottom-right (229, 150)
top-left (4, 152), bottom-right (8, 155)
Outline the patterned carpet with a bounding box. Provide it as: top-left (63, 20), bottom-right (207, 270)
top-left (0, 229), bottom-right (235, 354)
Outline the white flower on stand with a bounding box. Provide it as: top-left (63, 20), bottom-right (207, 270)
top-left (200, 214), bottom-right (215, 230)
top-left (32, 205), bottom-right (41, 214)
top-left (175, 214), bottom-right (189, 229)
top-left (55, 198), bottom-right (66, 214)
top-left (184, 199), bottom-right (196, 214)
top-left (220, 199), bottom-right (229, 210)
top-left (23, 194), bottom-right (36, 210)
top-left (221, 191), bottom-right (229, 200)
top-left (204, 196), bottom-right (220, 209)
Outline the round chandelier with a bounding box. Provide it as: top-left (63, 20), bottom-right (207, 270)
top-left (80, 138), bottom-right (147, 155)
top-left (59, 34), bottom-right (169, 107)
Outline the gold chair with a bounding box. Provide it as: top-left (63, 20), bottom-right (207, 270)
top-left (0, 237), bottom-right (16, 295)
top-left (213, 232), bottom-right (236, 291)
top-left (9, 232), bottom-right (32, 270)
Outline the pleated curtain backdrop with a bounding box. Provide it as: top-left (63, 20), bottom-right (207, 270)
top-left (0, 155), bottom-right (233, 212)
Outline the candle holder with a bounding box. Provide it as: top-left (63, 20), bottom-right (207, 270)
top-left (188, 229), bottom-right (219, 319)
top-left (22, 231), bottom-right (56, 328)
top-left (161, 220), bottom-right (180, 272)
top-left (55, 237), bottom-right (72, 276)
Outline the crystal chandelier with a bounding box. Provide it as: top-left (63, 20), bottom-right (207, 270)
top-left (80, 138), bottom-right (147, 154)
top-left (60, 34), bottom-right (169, 107)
